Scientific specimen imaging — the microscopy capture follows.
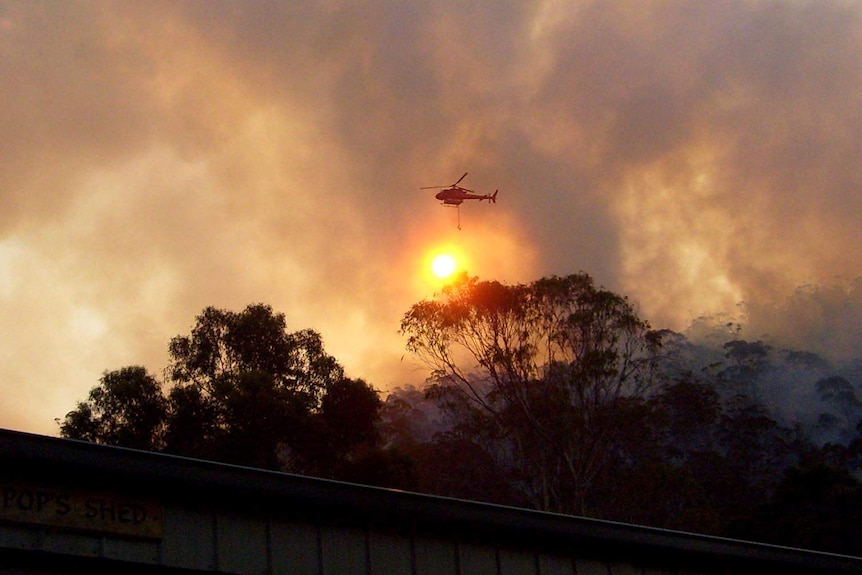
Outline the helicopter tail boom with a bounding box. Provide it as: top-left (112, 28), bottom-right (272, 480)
top-left (481, 190), bottom-right (497, 203)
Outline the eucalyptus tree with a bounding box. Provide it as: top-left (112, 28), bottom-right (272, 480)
top-left (401, 273), bottom-right (662, 514)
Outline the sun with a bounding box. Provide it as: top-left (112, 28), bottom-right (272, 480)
top-left (431, 254), bottom-right (457, 279)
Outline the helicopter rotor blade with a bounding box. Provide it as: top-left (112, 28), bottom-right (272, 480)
top-left (421, 173), bottom-right (468, 190)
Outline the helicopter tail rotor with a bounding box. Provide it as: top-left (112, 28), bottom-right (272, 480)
top-left (491, 190), bottom-right (498, 203)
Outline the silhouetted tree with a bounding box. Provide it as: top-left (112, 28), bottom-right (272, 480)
top-left (320, 377), bottom-right (382, 460)
top-left (167, 304), bottom-right (342, 408)
top-left (285, 376), bottom-right (384, 478)
top-left (401, 273), bottom-right (661, 514)
top-left (56, 293), bottom-right (862, 555)
top-left (162, 383), bottom-right (219, 460)
top-left (61, 304), bottom-right (385, 478)
top-left (163, 304), bottom-right (349, 470)
top-left (726, 455), bottom-right (862, 555)
top-left (60, 366), bottom-right (167, 451)
top-left (718, 339), bottom-right (772, 403)
top-left (651, 378), bottom-right (722, 458)
top-left (814, 375), bottom-right (862, 444)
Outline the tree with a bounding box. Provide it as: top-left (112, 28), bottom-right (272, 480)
top-left (285, 376), bottom-right (384, 478)
top-left (167, 304), bottom-right (343, 408)
top-left (60, 303), bottom-right (387, 479)
top-left (718, 339), bottom-right (772, 402)
top-left (650, 378), bottom-right (722, 458)
top-left (161, 383), bottom-right (219, 461)
top-left (164, 304), bottom-right (352, 470)
top-left (400, 273), bottom-right (661, 514)
top-left (320, 377), bottom-right (382, 460)
top-left (815, 375), bottom-right (862, 444)
top-left (726, 456), bottom-right (862, 555)
top-left (59, 366), bottom-right (167, 451)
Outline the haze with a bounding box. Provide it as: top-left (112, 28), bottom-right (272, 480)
top-left (3, 1), bottom-right (862, 435)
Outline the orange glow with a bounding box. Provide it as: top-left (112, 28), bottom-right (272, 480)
top-left (422, 244), bottom-right (470, 289)
top-left (431, 254), bottom-right (457, 278)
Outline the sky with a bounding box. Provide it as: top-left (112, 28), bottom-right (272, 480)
top-left (3, 1), bottom-right (862, 436)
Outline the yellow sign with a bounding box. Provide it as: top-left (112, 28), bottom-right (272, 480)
top-left (0, 481), bottom-right (163, 539)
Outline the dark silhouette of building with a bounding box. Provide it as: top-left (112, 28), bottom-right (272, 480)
top-left (1, 428), bottom-right (860, 574)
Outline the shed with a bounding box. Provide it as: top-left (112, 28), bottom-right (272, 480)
top-left (1, 428), bottom-right (860, 574)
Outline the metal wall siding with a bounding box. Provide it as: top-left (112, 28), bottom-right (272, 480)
top-left (369, 531), bottom-right (413, 575)
top-left (0, 524), bottom-right (41, 551)
top-left (37, 529), bottom-right (101, 558)
top-left (537, 554), bottom-right (576, 575)
top-left (607, 562), bottom-right (642, 575)
top-left (414, 536), bottom-right (458, 575)
top-left (160, 505), bottom-right (217, 570)
top-left (101, 533), bottom-right (161, 565)
top-left (216, 511), bottom-right (269, 575)
top-left (498, 548), bottom-right (538, 575)
top-left (577, 558), bottom-right (614, 575)
top-left (0, 500), bottom-right (849, 575)
top-left (269, 520), bottom-right (320, 575)
top-left (320, 525), bottom-right (368, 574)
top-left (458, 541), bottom-right (499, 575)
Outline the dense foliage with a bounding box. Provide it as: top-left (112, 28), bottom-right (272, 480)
top-left (58, 280), bottom-right (862, 556)
top-left (395, 278), bottom-right (862, 554)
top-left (400, 273), bottom-right (661, 514)
top-left (60, 304), bottom-right (386, 481)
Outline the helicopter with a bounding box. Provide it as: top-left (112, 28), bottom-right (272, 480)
top-left (421, 172), bottom-right (498, 229)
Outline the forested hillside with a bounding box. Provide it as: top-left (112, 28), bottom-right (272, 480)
top-left (58, 276), bottom-right (862, 556)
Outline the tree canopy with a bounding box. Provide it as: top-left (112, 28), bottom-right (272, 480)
top-left (60, 304), bottom-right (389, 481)
top-left (56, 280), bottom-right (862, 556)
top-left (59, 365), bottom-right (166, 451)
top-left (400, 273), bottom-right (661, 514)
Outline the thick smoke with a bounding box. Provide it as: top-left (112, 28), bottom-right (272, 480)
top-left (2, 1), bottom-right (862, 434)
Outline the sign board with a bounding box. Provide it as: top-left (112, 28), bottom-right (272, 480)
top-left (0, 481), bottom-right (163, 539)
